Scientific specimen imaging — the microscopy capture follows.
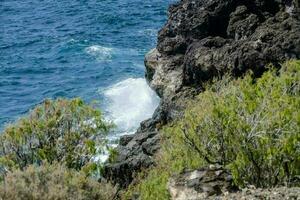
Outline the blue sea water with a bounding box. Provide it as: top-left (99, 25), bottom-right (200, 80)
top-left (0, 0), bottom-right (173, 137)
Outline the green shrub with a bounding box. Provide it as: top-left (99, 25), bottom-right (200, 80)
top-left (123, 60), bottom-right (300, 199)
top-left (123, 164), bottom-right (170, 200)
top-left (0, 162), bottom-right (117, 200)
top-left (165, 60), bottom-right (300, 187)
top-left (0, 98), bottom-right (113, 175)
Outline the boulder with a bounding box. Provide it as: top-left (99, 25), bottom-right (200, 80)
top-left (168, 165), bottom-right (237, 200)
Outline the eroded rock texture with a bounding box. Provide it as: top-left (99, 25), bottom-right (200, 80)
top-left (168, 165), bottom-right (237, 200)
top-left (103, 126), bottom-right (159, 188)
top-left (150, 0), bottom-right (300, 97)
top-left (103, 0), bottom-right (300, 188)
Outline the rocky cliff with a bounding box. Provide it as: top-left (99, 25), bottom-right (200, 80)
top-left (103, 0), bottom-right (300, 189)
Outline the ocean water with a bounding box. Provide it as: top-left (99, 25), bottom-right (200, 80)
top-left (0, 0), bottom-right (173, 140)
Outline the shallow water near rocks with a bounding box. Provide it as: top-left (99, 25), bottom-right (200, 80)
top-left (1, 0), bottom-right (174, 144)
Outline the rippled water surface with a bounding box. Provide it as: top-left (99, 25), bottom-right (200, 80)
top-left (0, 0), bottom-right (173, 134)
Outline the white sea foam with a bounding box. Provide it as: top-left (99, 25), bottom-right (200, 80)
top-left (85, 45), bottom-right (114, 61)
top-left (104, 78), bottom-right (159, 134)
top-left (95, 78), bottom-right (160, 163)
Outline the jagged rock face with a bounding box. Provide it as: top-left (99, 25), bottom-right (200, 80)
top-left (104, 0), bottom-right (300, 188)
top-left (145, 49), bottom-right (184, 98)
top-left (146, 0), bottom-right (300, 96)
top-left (103, 127), bottom-right (160, 188)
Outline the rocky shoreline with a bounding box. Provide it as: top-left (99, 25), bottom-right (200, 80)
top-left (104, 0), bottom-right (300, 197)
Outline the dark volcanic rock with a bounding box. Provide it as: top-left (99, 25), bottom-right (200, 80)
top-left (103, 127), bottom-right (160, 187)
top-left (152, 0), bottom-right (300, 93)
top-left (184, 7), bottom-right (300, 84)
top-left (104, 0), bottom-right (300, 188)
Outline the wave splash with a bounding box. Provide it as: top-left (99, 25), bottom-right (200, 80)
top-left (104, 78), bottom-right (160, 137)
top-left (95, 78), bottom-right (159, 162)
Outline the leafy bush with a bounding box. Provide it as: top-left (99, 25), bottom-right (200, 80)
top-left (0, 98), bottom-right (113, 175)
top-left (0, 162), bottom-right (117, 200)
top-left (123, 60), bottom-right (300, 199)
top-left (164, 60), bottom-right (300, 187)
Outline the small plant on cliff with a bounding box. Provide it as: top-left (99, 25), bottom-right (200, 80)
top-left (0, 98), bottom-right (113, 176)
top-left (0, 162), bottom-right (117, 200)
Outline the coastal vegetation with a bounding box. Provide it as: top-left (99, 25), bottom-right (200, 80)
top-left (124, 60), bottom-right (300, 199)
top-left (0, 162), bottom-right (116, 200)
top-left (0, 61), bottom-right (299, 200)
top-left (0, 98), bottom-right (117, 199)
top-left (2, 0), bottom-right (300, 199)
